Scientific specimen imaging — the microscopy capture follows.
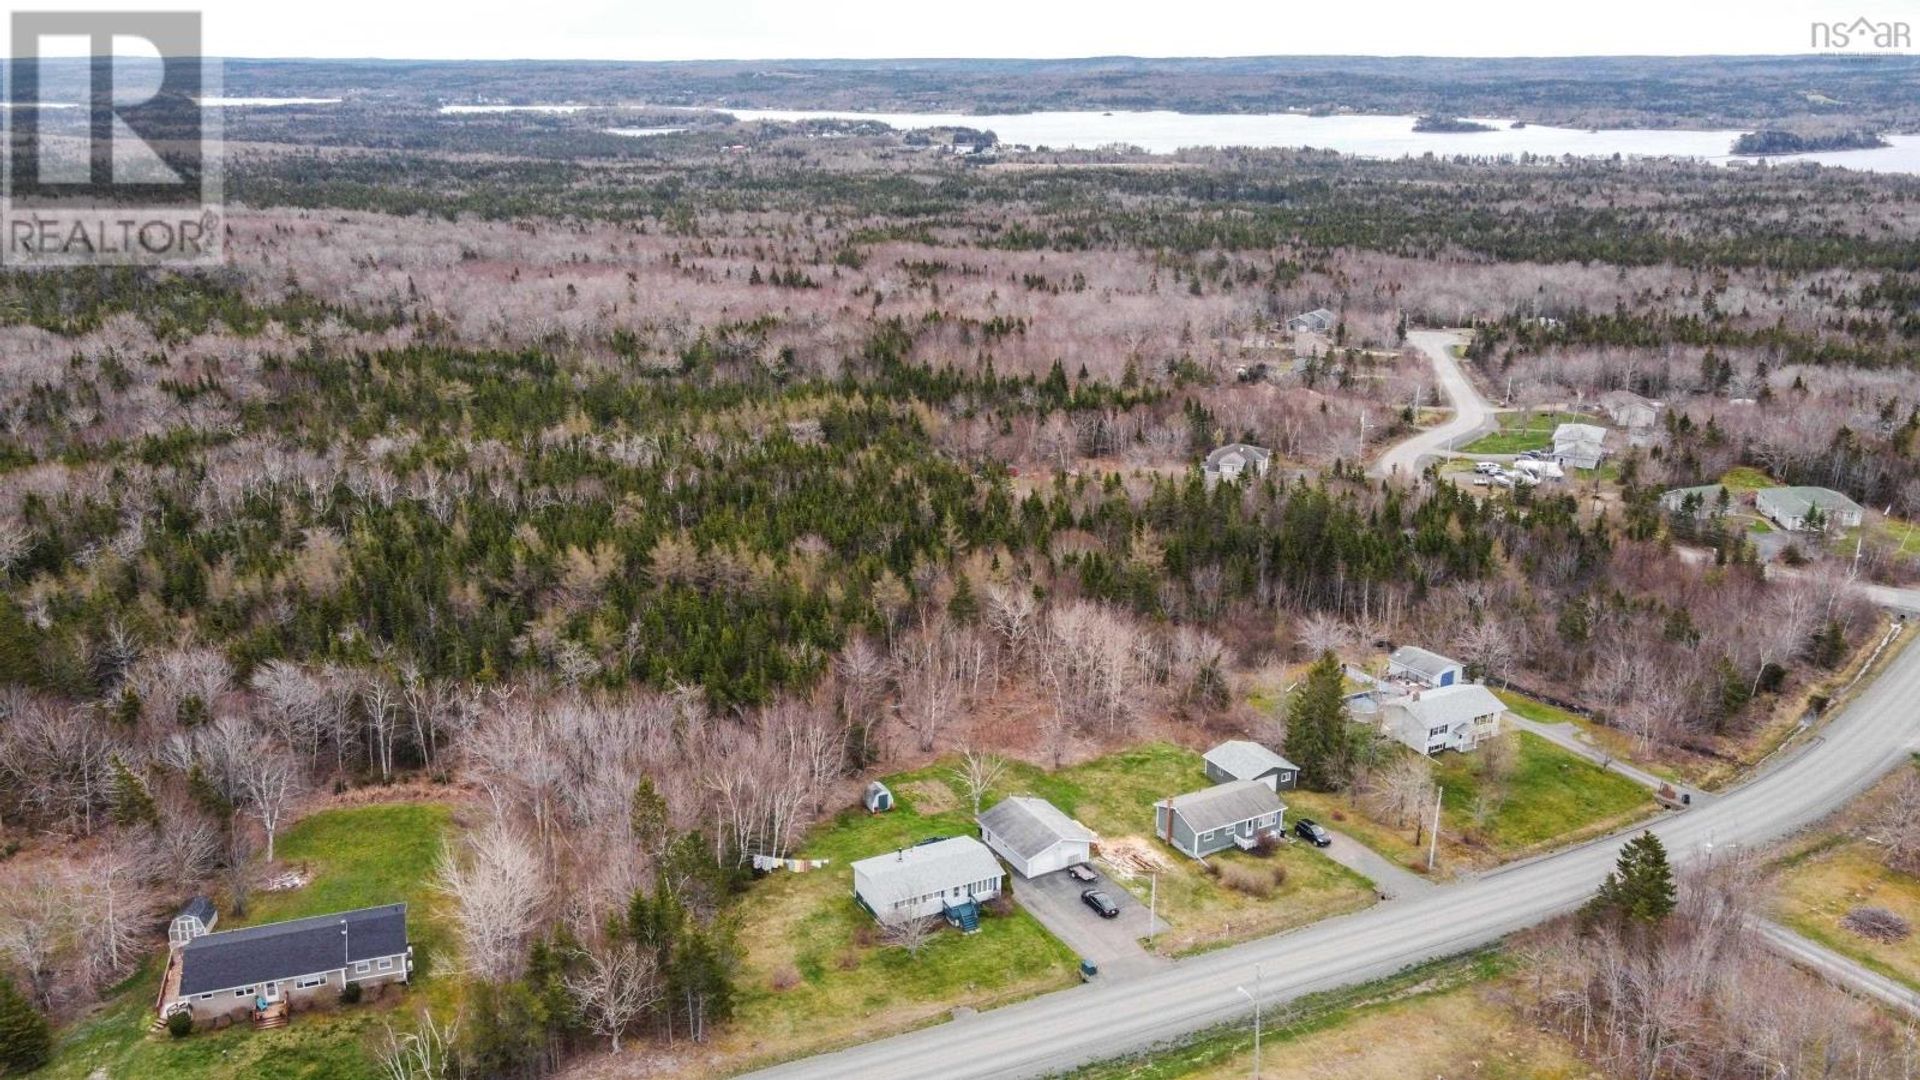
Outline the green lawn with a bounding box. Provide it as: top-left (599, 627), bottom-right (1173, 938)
top-left (723, 765), bottom-right (1079, 1071)
top-left (1719, 466), bottom-right (1776, 493)
top-left (1458, 411), bottom-right (1589, 455)
top-left (45, 802), bottom-right (456, 1080)
top-left (1493, 688), bottom-right (1682, 783)
top-left (1431, 732), bottom-right (1656, 856)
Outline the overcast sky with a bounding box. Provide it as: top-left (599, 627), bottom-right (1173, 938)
top-left (11, 0), bottom-right (1919, 59)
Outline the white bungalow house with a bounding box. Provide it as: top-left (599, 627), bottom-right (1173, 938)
top-left (1202, 741), bottom-right (1299, 791)
top-left (1387, 645), bottom-right (1465, 689)
top-left (1377, 684), bottom-right (1506, 755)
top-left (978, 796), bottom-right (1095, 878)
top-left (1552, 423), bottom-right (1609, 471)
top-left (1755, 486), bottom-right (1865, 533)
top-left (1203, 443), bottom-right (1273, 485)
top-left (852, 836), bottom-right (1005, 930)
top-left (1599, 390), bottom-right (1662, 433)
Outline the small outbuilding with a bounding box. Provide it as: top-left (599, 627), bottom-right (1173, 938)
top-left (978, 796), bottom-right (1095, 878)
top-left (863, 781), bottom-right (894, 814)
top-left (1755, 486), bottom-right (1865, 533)
top-left (1153, 781), bottom-right (1287, 860)
top-left (169, 897), bottom-right (217, 949)
top-left (851, 837), bottom-right (1005, 929)
top-left (1659, 484), bottom-right (1734, 519)
top-left (1202, 741), bottom-right (1299, 791)
top-left (1388, 645), bottom-right (1465, 689)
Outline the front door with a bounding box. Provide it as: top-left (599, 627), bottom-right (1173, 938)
top-left (263, 982), bottom-right (280, 1003)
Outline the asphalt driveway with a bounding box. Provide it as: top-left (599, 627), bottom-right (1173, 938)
top-left (1014, 866), bottom-right (1169, 980)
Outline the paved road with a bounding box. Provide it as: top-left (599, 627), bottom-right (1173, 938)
top-left (1752, 918), bottom-right (1920, 1019)
top-left (1369, 330), bottom-right (1497, 480)
top-left (746, 604), bottom-right (1920, 1080)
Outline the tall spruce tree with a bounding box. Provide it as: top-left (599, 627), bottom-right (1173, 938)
top-left (1588, 831), bottom-right (1678, 925)
top-left (0, 977), bottom-right (51, 1074)
top-left (1285, 651), bottom-right (1355, 792)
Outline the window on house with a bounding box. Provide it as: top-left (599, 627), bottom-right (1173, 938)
top-left (199, 993), bottom-right (213, 1000)
top-left (355, 961), bottom-right (370, 974)
top-left (297, 976), bottom-right (327, 989)
top-left (378, 958), bottom-right (393, 971)
top-left (235, 987), bottom-right (252, 997)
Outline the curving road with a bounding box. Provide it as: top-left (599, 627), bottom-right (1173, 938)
top-left (1368, 329), bottom-right (1497, 480)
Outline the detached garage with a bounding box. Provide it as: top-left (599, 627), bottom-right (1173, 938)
top-left (978, 796), bottom-right (1095, 879)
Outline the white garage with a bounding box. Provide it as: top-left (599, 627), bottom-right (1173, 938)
top-left (978, 796), bottom-right (1096, 879)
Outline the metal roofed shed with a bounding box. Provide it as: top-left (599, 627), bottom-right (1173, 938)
top-left (1202, 741), bottom-right (1299, 791)
top-left (1388, 645), bottom-right (1465, 688)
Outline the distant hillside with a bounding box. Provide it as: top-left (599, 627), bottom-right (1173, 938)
top-left (200, 54), bottom-right (1920, 131)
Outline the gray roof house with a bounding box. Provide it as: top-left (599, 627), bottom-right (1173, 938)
top-left (162, 904), bottom-right (412, 1017)
top-left (1203, 443), bottom-right (1273, 485)
top-left (852, 836), bottom-right (1005, 928)
top-left (1377, 684), bottom-right (1506, 756)
top-left (1203, 741), bottom-right (1299, 791)
top-left (169, 896), bottom-right (217, 949)
top-left (978, 796), bottom-right (1095, 878)
top-left (1153, 781), bottom-right (1286, 860)
top-left (1659, 484), bottom-right (1735, 518)
top-left (1599, 390), bottom-right (1662, 432)
top-left (1285, 308), bottom-right (1337, 333)
top-left (1388, 645), bottom-right (1465, 688)
top-left (1552, 423), bottom-right (1610, 471)
top-left (1755, 486), bottom-right (1865, 533)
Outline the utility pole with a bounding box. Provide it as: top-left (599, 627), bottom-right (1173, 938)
top-left (1148, 872), bottom-right (1159, 942)
top-left (1236, 964), bottom-right (1264, 1079)
top-left (1427, 785), bottom-right (1444, 872)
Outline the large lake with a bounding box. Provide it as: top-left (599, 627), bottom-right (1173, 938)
top-left (712, 107), bottom-right (1920, 174)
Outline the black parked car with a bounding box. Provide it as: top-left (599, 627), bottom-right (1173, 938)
top-left (1081, 889), bottom-right (1120, 918)
top-left (1294, 818), bottom-right (1333, 847)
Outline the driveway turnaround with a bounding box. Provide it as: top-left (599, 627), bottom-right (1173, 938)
top-left (744, 603), bottom-right (1920, 1080)
top-left (1015, 867), bottom-right (1168, 981)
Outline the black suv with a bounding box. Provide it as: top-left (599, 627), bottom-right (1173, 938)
top-left (1294, 818), bottom-right (1333, 847)
top-left (1081, 889), bottom-right (1120, 918)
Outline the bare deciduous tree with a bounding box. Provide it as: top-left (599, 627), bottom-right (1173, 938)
top-left (879, 914), bottom-right (939, 959)
top-left (239, 743), bottom-right (305, 863)
top-left (436, 817), bottom-right (548, 982)
top-left (949, 750), bottom-right (1007, 816)
top-left (564, 940), bottom-right (661, 1054)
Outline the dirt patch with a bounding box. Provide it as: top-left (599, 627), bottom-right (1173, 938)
top-left (260, 866), bottom-right (310, 892)
top-left (898, 779), bottom-right (959, 815)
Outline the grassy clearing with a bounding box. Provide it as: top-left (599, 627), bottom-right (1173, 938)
top-left (1458, 411), bottom-right (1588, 455)
top-left (1062, 949), bottom-right (1595, 1080)
top-left (1294, 730), bottom-right (1655, 874)
top-left (45, 802), bottom-right (456, 1080)
top-left (1433, 732), bottom-right (1655, 857)
top-left (1719, 466), bottom-right (1776, 492)
top-left (1773, 841), bottom-right (1920, 991)
top-left (1494, 688), bottom-right (1682, 782)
